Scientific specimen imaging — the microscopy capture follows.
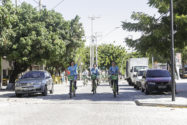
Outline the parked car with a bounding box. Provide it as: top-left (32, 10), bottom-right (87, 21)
top-left (141, 69), bottom-right (171, 95)
top-left (15, 70), bottom-right (54, 97)
top-left (126, 58), bottom-right (149, 86)
top-left (182, 65), bottom-right (187, 78)
top-left (134, 69), bottom-right (147, 90)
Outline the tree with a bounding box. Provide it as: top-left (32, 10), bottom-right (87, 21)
top-left (0, 2), bottom-right (85, 87)
top-left (97, 44), bottom-right (127, 73)
top-left (122, 0), bottom-right (187, 64)
top-left (40, 9), bottom-right (85, 74)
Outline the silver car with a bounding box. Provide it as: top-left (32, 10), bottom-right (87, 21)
top-left (15, 70), bottom-right (54, 97)
top-left (134, 69), bottom-right (146, 90)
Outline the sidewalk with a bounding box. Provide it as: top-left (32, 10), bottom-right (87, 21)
top-left (135, 79), bottom-right (187, 108)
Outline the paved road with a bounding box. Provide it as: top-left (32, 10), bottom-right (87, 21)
top-left (0, 80), bottom-right (187, 125)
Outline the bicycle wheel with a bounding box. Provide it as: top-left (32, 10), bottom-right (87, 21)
top-left (113, 80), bottom-right (116, 98)
top-left (69, 81), bottom-right (72, 98)
top-left (94, 80), bottom-right (97, 94)
top-left (73, 81), bottom-right (76, 97)
top-left (92, 80), bottom-right (96, 94)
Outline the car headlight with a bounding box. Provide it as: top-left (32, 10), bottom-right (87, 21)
top-left (148, 82), bottom-right (156, 85)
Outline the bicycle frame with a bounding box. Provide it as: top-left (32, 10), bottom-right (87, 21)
top-left (112, 80), bottom-right (117, 97)
top-left (91, 75), bottom-right (97, 94)
top-left (68, 75), bottom-right (76, 98)
top-left (92, 79), bottom-right (97, 94)
top-left (111, 75), bottom-right (118, 97)
top-left (69, 80), bottom-right (76, 98)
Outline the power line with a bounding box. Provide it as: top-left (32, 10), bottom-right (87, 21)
top-left (18, 0), bottom-right (22, 4)
top-left (52, 0), bottom-right (65, 10)
top-left (103, 27), bottom-right (120, 38)
top-left (32, 0), bottom-right (39, 4)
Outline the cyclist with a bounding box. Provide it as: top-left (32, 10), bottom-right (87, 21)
top-left (91, 64), bottom-right (99, 92)
top-left (109, 62), bottom-right (120, 95)
top-left (82, 69), bottom-right (88, 85)
top-left (67, 61), bottom-right (78, 91)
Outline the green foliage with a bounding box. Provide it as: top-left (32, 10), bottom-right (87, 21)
top-left (122, 0), bottom-right (187, 63)
top-left (79, 44), bottom-right (127, 73)
top-left (97, 44), bottom-right (127, 73)
top-left (0, 2), bottom-right (85, 83)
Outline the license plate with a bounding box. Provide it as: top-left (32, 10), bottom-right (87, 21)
top-left (158, 86), bottom-right (166, 89)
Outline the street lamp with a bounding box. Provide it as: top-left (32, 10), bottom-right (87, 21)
top-left (170, 0), bottom-right (175, 101)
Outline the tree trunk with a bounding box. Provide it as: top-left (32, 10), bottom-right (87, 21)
top-left (7, 61), bottom-right (28, 90)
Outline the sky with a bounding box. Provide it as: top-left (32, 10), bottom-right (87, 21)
top-left (12, 0), bottom-right (159, 48)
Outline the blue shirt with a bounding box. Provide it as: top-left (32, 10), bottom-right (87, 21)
top-left (109, 66), bottom-right (119, 75)
top-left (68, 64), bottom-right (78, 76)
top-left (91, 68), bottom-right (99, 76)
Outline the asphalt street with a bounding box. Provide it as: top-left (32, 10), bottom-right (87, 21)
top-left (0, 80), bottom-right (187, 125)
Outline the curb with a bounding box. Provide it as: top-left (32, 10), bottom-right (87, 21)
top-left (135, 100), bottom-right (187, 108)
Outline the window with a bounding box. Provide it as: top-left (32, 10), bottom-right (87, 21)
top-left (138, 71), bottom-right (145, 76)
top-left (146, 70), bottom-right (170, 77)
top-left (21, 71), bottom-right (45, 79)
top-left (134, 66), bottom-right (147, 72)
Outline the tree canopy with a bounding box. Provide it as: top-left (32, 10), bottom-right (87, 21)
top-left (79, 44), bottom-right (127, 74)
top-left (0, 1), bottom-right (85, 84)
top-left (122, 0), bottom-right (187, 64)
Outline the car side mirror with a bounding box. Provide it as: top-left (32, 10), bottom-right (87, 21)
top-left (143, 76), bottom-right (146, 78)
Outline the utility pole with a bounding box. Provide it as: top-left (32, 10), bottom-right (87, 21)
top-left (39, 0), bottom-right (42, 10)
top-left (15, 0), bottom-right (17, 7)
top-left (94, 33), bottom-right (102, 66)
top-left (96, 36), bottom-right (98, 66)
top-left (152, 56), bottom-right (154, 68)
top-left (88, 16), bottom-right (100, 70)
top-left (170, 0), bottom-right (175, 101)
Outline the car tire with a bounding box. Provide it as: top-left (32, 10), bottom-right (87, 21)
top-left (50, 84), bottom-right (54, 94)
top-left (134, 85), bottom-right (136, 89)
top-left (42, 86), bottom-right (48, 96)
top-left (15, 93), bottom-right (22, 97)
top-left (128, 79), bottom-right (133, 86)
top-left (145, 85), bottom-right (150, 95)
top-left (141, 86), bottom-right (144, 92)
top-left (137, 86), bottom-right (140, 90)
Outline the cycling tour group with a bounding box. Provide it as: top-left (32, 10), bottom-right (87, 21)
top-left (66, 60), bottom-right (120, 98)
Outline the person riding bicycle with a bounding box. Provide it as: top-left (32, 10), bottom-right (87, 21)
top-left (82, 69), bottom-right (89, 85)
top-left (91, 64), bottom-right (99, 92)
top-left (67, 57), bottom-right (81, 91)
top-left (109, 62), bottom-right (119, 95)
top-left (67, 61), bottom-right (78, 90)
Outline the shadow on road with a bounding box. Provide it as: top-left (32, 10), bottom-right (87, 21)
top-left (0, 80), bottom-right (187, 103)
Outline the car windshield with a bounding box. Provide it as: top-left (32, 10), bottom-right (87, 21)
top-left (21, 71), bottom-right (45, 79)
top-left (134, 66), bottom-right (147, 72)
top-left (138, 71), bottom-right (145, 76)
top-left (146, 70), bottom-right (170, 77)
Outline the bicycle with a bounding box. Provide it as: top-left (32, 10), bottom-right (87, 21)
top-left (82, 75), bottom-right (88, 86)
top-left (68, 75), bottom-right (76, 98)
top-left (111, 75), bottom-right (118, 97)
top-left (91, 74), bottom-right (97, 94)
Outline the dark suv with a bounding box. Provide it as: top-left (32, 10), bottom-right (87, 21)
top-left (141, 69), bottom-right (171, 95)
